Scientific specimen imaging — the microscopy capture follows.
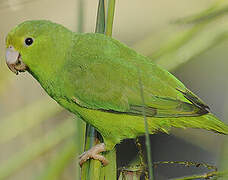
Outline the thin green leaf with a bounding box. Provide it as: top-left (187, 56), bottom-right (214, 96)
top-left (172, 170), bottom-right (228, 180)
top-left (0, 118), bottom-right (76, 179)
top-left (147, 20), bottom-right (228, 71)
top-left (138, 69), bottom-right (153, 180)
top-left (0, 98), bottom-right (62, 145)
top-left (133, 1), bottom-right (228, 71)
top-left (36, 138), bottom-right (77, 180)
top-left (175, 0), bottom-right (228, 24)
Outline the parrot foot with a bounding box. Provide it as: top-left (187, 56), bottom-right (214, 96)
top-left (79, 143), bottom-right (109, 166)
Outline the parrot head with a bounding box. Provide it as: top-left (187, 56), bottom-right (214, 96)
top-left (5, 20), bottom-right (72, 76)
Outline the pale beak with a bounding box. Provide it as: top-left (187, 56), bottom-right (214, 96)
top-left (5, 46), bottom-right (27, 75)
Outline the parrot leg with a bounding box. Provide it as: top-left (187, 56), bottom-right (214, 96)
top-left (79, 143), bottom-right (109, 166)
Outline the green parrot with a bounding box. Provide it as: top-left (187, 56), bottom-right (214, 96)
top-left (5, 20), bottom-right (228, 166)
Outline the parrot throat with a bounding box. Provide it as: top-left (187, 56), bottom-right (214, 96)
top-left (28, 67), bottom-right (59, 98)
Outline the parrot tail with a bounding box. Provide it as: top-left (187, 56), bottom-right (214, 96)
top-left (150, 113), bottom-right (228, 135)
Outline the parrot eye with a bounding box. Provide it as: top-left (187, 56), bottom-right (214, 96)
top-left (24, 37), bottom-right (34, 46)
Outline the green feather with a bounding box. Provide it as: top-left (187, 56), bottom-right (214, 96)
top-left (6, 20), bottom-right (228, 151)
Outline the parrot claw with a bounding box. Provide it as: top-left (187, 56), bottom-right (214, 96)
top-left (79, 143), bottom-right (109, 166)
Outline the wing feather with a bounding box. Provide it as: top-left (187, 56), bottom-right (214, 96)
top-left (64, 33), bottom-right (209, 118)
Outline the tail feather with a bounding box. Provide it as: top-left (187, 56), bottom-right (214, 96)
top-left (172, 113), bottom-right (228, 134)
top-left (149, 113), bottom-right (228, 135)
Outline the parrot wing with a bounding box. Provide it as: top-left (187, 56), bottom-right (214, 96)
top-left (66, 54), bottom-right (209, 118)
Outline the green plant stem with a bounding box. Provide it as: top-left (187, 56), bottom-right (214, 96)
top-left (138, 70), bottom-right (154, 180)
top-left (103, 149), bottom-right (117, 179)
top-left (105, 0), bottom-right (116, 36)
top-left (81, 1), bottom-right (106, 179)
top-left (95, 0), bottom-right (106, 34)
top-left (75, 118), bottom-right (86, 179)
top-left (81, 126), bottom-right (101, 180)
top-left (81, 0), bottom-right (117, 179)
top-left (102, 0), bottom-right (117, 179)
top-left (77, 0), bottom-right (104, 178)
top-left (77, 0), bottom-right (84, 33)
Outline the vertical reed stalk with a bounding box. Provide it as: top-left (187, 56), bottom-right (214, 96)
top-left (81, 0), bottom-right (117, 179)
top-left (138, 70), bottom-right (154, 180)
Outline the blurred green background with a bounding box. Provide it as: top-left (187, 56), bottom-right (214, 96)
top-left (1, 0), bottom-right (228, 179)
